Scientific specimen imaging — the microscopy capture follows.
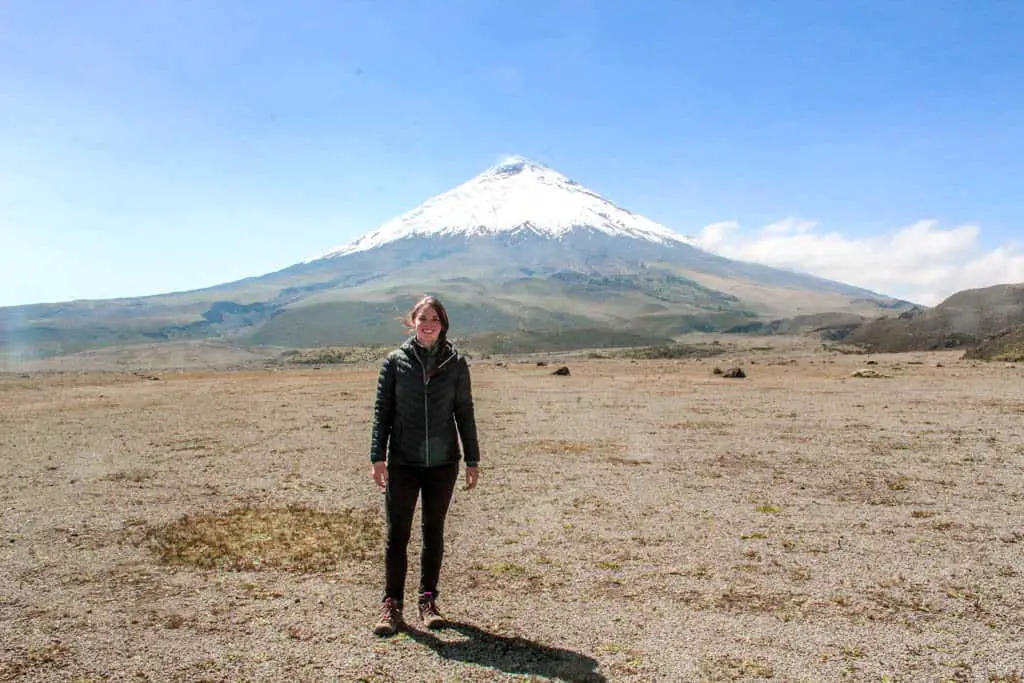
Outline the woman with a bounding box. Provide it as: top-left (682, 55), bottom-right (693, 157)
top-left (369, 295), bottom-right (480, 636)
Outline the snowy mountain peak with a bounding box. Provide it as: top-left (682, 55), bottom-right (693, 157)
top-left (490, 154), bottom-right (542, 173)
top-left (313, 157), bottom-right (696, 260)
top-left (486, 155), bottom-right (559, 179)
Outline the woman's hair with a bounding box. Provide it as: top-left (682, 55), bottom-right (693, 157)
top-left (404, 295), bottom-right (450, 346)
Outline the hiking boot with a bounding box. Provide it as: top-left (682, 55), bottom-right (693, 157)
top-left (418, 593), bottom-right (446, 630)
top-left (373, 597), bottom-right (403, 637)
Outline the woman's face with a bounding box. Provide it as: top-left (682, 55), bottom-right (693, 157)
top-left (414, 305), bottom-right (442, 346)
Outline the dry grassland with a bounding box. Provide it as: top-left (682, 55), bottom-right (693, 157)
top-left (1, 342), bottom-right (1023, 682)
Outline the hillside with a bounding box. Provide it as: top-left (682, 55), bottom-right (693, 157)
top-left (845, 283), bottom-right (1024, 352)
top-left (962, 323), bottom-right (1024, 362)
top-left (724, 312), bottom-right (872, 340)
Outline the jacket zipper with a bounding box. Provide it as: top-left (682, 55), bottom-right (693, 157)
top-left (423, 370), bottom-right (430, 467)
top-left (413, 344), bottom-right (456, 468)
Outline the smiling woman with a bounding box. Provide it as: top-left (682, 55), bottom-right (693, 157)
top-left (367, 295), bottom-right (481, 636)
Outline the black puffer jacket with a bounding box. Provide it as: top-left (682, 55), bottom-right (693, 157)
top-left (370, 337), bottom-right (480, 468)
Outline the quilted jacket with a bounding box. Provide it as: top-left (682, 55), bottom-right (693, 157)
top-left (370, 337), bottom-right (480, 468)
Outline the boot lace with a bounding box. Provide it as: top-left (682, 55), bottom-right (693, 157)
top-left (420, 595), bottom-right (442, 619)
top-left (381, 597), bottom-right (401, 622)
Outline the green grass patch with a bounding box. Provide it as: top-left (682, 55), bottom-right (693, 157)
top-left (621, 343), bottom-right (729, 360)
top-left (486, 561), bottom-right (526, 576)
top-left (145, 504), bottom-right (381, 572)
top-left (698, 656), bottom-right (775, 680)
top-left (886, 476), bottom-right (910, 491)
top-left (281, 345), bottom-right (387, 365)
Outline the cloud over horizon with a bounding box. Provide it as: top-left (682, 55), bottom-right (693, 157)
top-left (695, 219), bottom-right (1024, 306)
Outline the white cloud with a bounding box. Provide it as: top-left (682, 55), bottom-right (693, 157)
top-left (761, 218), bottom-right (817, 236)
top-left (695, 219), bottom-right (1024, 306)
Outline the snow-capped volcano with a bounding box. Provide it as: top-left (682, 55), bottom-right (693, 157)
top-left (314, 156), bottom-right (696, 260)
top-left (5, 155), bottom-right (913, 356)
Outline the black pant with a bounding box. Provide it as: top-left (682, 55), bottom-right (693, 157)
top-left (384, 462), bottom-right (459, 604)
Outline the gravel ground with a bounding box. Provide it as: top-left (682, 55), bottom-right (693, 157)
top-left (1, 342), bottom-right (1023, 681)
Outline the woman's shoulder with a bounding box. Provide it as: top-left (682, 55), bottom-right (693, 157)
top-left (382, 345), bottom-right (410, 365)
top-left (389, 337), bottom-right (418, 356)
top-left (448, 345), bottom-right (472, 369)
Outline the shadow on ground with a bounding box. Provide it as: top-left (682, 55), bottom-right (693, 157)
top-left (405, 621), bottom-right (607, 682)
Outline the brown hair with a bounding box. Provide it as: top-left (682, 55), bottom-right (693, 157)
top-left (404, 295), bottom-right (450, 346)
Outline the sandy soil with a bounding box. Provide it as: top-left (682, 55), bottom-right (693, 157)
top-left (1, 341), bottom-right (1023, 681)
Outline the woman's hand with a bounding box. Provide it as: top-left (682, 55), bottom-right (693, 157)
top-left (465, 465), bottom-right (479, 490)
top-left (372, 462), bottom-right (387, 491)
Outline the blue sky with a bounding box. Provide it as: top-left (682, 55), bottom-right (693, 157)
top-left (2, 0), bottom-right (1022, 306)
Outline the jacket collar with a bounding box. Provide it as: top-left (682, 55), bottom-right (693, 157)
top-left (402, 336), bottom-right (456, 366)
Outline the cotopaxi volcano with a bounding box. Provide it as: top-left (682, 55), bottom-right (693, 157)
top-left (1, 157), bottom-right (910, 357)
top-left (314, 156), bottom-right (697, 257)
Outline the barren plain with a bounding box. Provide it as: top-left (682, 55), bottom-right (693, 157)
top-left (1, 339), bottom-right (1023, 682)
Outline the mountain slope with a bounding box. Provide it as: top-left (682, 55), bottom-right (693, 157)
top-left (963, 323), bottom-right (1024, 362)
top-left (1, 158), bottom-right (913, 358)
top-left (845, 283), bottom-right (1024, 352)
